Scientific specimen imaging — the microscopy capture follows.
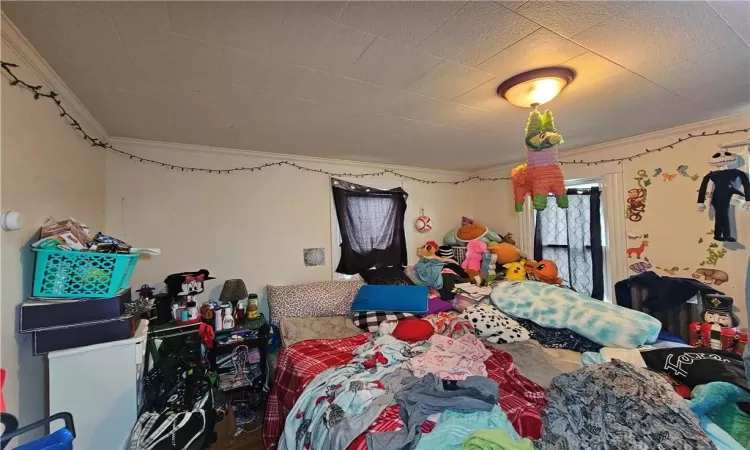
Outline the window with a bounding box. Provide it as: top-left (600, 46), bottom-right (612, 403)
top-left (330, 178), bottom-right (408, 276)
top-left (534, 182), bottom-right (606, 299)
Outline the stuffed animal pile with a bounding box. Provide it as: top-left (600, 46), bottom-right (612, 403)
top-left (431, 218), bottom-right (565, 287)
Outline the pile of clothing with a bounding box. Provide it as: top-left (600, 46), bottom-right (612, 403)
top-left (538, 360), bottom-right (717, 450)
top-left (276, 314), bottom-right (545, 450)
top-left (577, 345), bottom-right (750, 448)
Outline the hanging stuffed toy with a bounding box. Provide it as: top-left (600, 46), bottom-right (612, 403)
top-left (697, 150), bottom-right (750, 242)
top-left (512, 109), bottom-right (568, 212)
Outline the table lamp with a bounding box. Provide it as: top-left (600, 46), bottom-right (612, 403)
top-left (218, 279), bottom-right (248, 311)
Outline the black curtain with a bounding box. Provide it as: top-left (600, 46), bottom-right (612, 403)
top-left (332, 178), bottom-right (408, 275)
top-left (534, 187), bottom-right (604, 299)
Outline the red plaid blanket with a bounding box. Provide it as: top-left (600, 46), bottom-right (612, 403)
top-left (263, 334), bottom-right (546, 449)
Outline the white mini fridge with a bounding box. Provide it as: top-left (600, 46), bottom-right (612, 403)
top-left (47, 320), bottom-right (149, 449)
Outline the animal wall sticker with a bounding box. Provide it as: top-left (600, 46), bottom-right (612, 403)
top-left (511, 109), bottom-right (567, 212)
top-left (692, 268), bottom-right (729, 286)
top-left (629, 260), bottom-right (653, 274)
top-left (627, 170), bottom-right (651, 222)
top-left (628, 165), bottom-right (699, 223)
top-left (696, 151), bottom-right (750, 242)
top-left (627, 240), bottom-right (649, 259)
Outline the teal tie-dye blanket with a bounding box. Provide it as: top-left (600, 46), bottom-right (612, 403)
top-left (490, 281), bottom-right (661, 348)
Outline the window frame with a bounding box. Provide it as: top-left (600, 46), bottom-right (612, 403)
top-left (520, 174), bottom-right (626, 302)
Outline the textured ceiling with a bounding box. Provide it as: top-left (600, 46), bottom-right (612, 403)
top-left (3, 1), bottom-right (749, 171)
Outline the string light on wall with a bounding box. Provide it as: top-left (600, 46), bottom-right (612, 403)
top-left (2, 60), bottom-right (748, 181)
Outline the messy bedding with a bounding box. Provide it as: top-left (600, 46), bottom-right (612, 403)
top-left (264, 273), bottom-right (748, 450)
top-left (263, 331), bottom-right (547, 450)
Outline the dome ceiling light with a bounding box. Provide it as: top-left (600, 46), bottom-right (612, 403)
top-left (497, 67), bottom-right (575, 108)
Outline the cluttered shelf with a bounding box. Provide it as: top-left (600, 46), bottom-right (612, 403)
top-left (208, 315), bottom-right (269, 394)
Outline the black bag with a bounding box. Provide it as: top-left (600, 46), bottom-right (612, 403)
top-left (129, 390), bottom-right (217, 450)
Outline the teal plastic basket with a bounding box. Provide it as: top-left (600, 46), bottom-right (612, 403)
top-left (32, 248), bottom-right (140, 298)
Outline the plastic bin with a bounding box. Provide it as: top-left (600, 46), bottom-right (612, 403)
top-left (32, 248), bottom-right (139, 298)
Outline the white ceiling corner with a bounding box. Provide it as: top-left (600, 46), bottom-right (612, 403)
top-left (1, 1), bottom-right (748, 172)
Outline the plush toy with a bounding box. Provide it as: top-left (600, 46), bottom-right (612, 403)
top-left (417, 241), bottom-right (457, 264)
top-left (462, 240), bottom-right (487, 271)
top-left (418, 241), bottom-right (439, 257)
top-left (526, 259), bottom-right (562, 285)
top-left (443, 223), bottom-right (505, 246)
top-left (487, 242), bottom-right (521, 265)
top-left (512, 109), bottom-right (568, 212)
top-left (164, 269), bottom-right (215, 298)
top-left (503, 260), bottom-right (526, 281)
top-left (480, 251), bottom-right (497, 279)
top-left (437, 245), bottom-right (454, 260)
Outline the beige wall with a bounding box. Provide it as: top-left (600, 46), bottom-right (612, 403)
top-left (105, 139), bottom-right (475, 315)
top-left (474, 114), bottom-right (750, 326)
top-left (473, 177), bottom-right (519, 242)
top-left (0, 41), bottom-right (106, 437)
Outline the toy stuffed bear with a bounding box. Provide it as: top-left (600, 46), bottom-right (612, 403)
top-left (462, 240), bottom-right (486, 272)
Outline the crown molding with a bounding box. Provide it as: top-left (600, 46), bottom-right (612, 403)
top-left (1, 12), bottom-right (108, 140)
top-left (108, 137), bottom-right (474, 178)
top-left (477, 112), bottom-right (750, 175)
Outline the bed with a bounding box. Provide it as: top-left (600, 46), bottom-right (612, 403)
top-left (263, 332), bottom-right (548, 449)
top-left (262, 279), bottom-right (584, 449)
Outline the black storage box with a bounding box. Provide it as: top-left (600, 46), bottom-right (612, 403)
top-left (20, 288), bottom-right (130, 333)
top-left (33, 317), bottom-right (135, 355)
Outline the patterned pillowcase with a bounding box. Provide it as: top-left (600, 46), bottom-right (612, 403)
top-left (267, 279), bottom-right (364, 325)
top-left (351, 311), bottom-right (416, 332)
top-left (359, 266), bottom-right (413, 286)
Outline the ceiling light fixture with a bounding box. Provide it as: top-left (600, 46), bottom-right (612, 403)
top-left (497, 67), bottom-right (575, 108)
